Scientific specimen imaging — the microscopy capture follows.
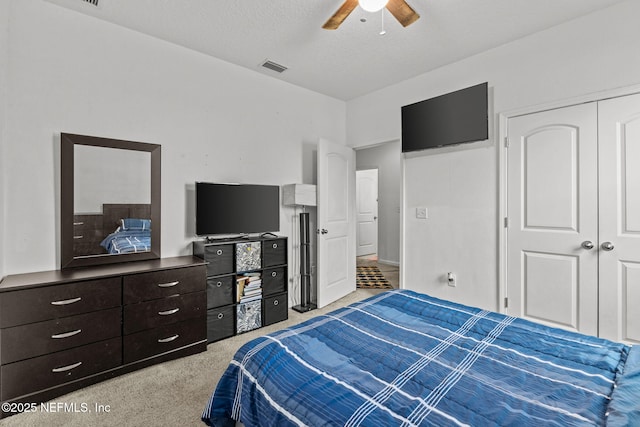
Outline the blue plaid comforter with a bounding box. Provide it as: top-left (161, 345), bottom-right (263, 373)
top-left (202, 290), bottom-right (640, 426)
top-left (100, 229), bottom-right (151, 254)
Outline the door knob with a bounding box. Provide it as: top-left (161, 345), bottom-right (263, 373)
top-left (601, 242), bottom-right (615, 251)
top-left (581, 241), bottom-right (594, 250)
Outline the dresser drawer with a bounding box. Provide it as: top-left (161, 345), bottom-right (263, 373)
top-left (263, 293), bottom-right (288, 326)
top-left (207, 306), bottom-right (235, 343)
top-left (207, 275), bottom-right (234, 309)
top-left (204, 244), bottom-right (235, 276)
top-left (262, 239), bottom-right (287, 267)
top-left (1, 337), bottom-right (122, 401)
top-left (73, 214), bottom-right (102, 233)
top-left (123, 317), bottom-right (205, 364)
top-left (1, 307), bottom-right (121, 364)
top-left (123, 291), bottom-right (205, 334)
top-left (72, 215), bottom-right (103, 244)
top-left (0, 278), bottom-right (121, 328)
top-left (123, 265), bottom-right (205, 304)
top-left (72, 214), bottom-right (103, 243)
top-left (262, 267), bottom-right (287, 296)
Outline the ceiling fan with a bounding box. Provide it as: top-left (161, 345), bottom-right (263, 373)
top-left (323, 0), bottom-right (420, 30)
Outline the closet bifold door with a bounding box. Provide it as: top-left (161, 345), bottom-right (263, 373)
top-left (597, 92), bottom-right (640, 344)
top-left (506, 102), bottom-right (599, 336)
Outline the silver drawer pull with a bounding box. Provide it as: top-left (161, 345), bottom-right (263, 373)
top-left (157, 281), bottom-right (179, 288)
top-left (273, 300), bottom-right (279, 306)
top-left (271, 271), bottom-right (277, 277)
top-left (216, 249), bottom-right (223, 255)
top-left (51, 329), bottom-right (82, 339)
top-left (158, 308), bottom-right (180, 316)
top-left (217, 313), bottom-right (224, 319)
top-left (158, 334), bottom-right (179, 343)
top-left (51, 297), bottom-right (82, 306)
top-left (73, 221), bottom-right (84, 226)
top-left (216, 281), bottom-right (223, 287)
top-left (272, 243), bottom-right (278, 249)
top-left (73, 235), bottom-right (84, 239)
top-left (52, 361), bottom-right (82, 373)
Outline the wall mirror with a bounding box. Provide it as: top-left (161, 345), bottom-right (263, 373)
top-left (61, 133), bottom-right (161, 269)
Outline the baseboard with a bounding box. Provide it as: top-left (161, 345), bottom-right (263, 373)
top-left (377, 259), bottom-right (399, 267)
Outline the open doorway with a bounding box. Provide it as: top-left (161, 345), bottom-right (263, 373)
top-left (355, 141), bottom-right (401, 289)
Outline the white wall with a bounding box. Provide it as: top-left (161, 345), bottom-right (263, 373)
top-left (346, 0), bottom-right (640, 311)
top-left (1, 0), bottom-right (345, 276)
top-left (355, 140), bottom-right (401, 265)
top-left (0, 0), bottom-right (8, 279)
top-left (74, 145), bottom-right (150, 213)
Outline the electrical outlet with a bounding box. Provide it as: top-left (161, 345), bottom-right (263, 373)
top-left (416, 207), bottom-right (428, 219)
top-left (447, 272), bottom-right (456, 287)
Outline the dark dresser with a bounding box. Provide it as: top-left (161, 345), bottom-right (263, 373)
top-left (0, 256), bottom-right (206, 418)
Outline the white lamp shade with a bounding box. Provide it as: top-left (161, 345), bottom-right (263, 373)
top-left (283, 184), bottom-right (317, 207)
top-left (359, 0), bottom-right (388, 13)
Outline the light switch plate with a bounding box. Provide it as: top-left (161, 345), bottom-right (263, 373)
top-left (416, 207), bottom-right (428, 219)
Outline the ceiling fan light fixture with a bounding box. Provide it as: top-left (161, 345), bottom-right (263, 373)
top-left (359, 0), bottom-right (388, 13)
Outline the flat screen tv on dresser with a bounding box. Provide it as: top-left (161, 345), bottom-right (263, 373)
top-left (195, 182), bottom-right (280, 236)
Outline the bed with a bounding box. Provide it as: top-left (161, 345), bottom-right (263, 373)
top-left (73, 203), bottom-right (151, 256)
top-left (202, 289), bottom-right (640, 426)
top-left (100, 217), bottom-right (151, 254)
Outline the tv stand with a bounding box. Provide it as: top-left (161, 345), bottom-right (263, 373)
top-left (205, 234), bottom-right (249, 243)
top-left (193, 235), bottom-right (288, 343)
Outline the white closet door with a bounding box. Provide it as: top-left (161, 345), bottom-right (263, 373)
top-left (506, 103), bottom-right (599, 335)
top-left (598, 93), bottom-right (640, 344)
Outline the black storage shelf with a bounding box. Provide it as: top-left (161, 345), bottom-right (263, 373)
top-left (193, 236), bottom-right (288, 343)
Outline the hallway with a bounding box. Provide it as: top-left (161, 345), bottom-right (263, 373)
top-left (356, 255), bottom-right (399, 289)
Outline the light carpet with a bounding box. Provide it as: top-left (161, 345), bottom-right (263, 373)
top-left (0, 289), bottom-right (386, 427)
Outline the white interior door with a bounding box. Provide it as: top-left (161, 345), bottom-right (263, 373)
top-left (317, 138), bottom-right (356, 308)
top-left (506, 103), bottom-right (599, 335)
top-left (598, 93), bottom-right (640, 344)
top-left (356, 169), bottom-right (378, 257)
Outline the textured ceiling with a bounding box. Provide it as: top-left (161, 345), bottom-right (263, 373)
top-left (45, 0), bottom-right (627, 100)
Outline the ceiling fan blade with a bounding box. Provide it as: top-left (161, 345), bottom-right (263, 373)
top-left (386, 0), bottom-right (420, 27)
top-left (322, 0), bottom-right (359, 30)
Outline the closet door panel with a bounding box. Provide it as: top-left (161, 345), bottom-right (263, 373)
top-left (506, 103), bottom-right (598, 335)
top-left (598, 92), bottom-right (640, 344)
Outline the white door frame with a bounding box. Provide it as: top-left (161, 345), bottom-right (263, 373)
top-left (498, 83), bottom-right (640, 315)
top-left (353, 139), bottom-right (403, 288)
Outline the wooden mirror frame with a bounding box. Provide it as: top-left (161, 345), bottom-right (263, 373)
top-left (61, 133), bottom-right (161, 269)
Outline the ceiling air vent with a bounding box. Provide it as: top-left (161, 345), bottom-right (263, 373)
top-left (261, 60), bottom-right (288, 74)
top-left (82, 0), bottom-right (99, 6)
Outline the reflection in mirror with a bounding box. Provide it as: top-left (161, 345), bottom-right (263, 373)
top-left (61, 133), bottom-right (161, 269)
top-left (73, 145), bottom-right (151, 257)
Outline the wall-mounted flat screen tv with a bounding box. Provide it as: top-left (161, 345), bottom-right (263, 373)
top-left (196, 182), bottom-right (280, 236)
top-left (401, 82), bottom-right (488, 153)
